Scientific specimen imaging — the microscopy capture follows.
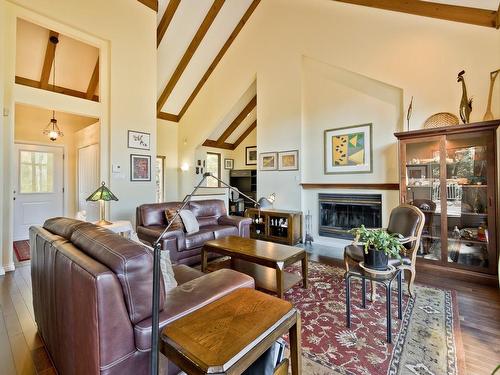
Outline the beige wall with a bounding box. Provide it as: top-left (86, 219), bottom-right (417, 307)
top-left (157, 119), bottom-right (179, 201)
top-left (1, 0), bottom-right (156, 272)
top-left (176, 0), bottom-right (500, 244)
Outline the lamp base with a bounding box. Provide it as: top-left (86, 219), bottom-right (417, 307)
top-left (95, 219), bottom-right (113, 226)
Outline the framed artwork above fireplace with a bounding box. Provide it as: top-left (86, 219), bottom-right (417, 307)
top-left (324, 123), bottom-right (373, 174)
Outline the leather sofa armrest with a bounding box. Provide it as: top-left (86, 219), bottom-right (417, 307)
top-left (136, 226), bottom-right (185, 252)
top-left (218, 215), bottom-right (252, 237)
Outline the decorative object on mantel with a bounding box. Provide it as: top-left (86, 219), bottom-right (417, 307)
top-left (324, 123), bottom-right (372, 174)
top-left (483, 68), bottom-right (500, 121)
top-left (457, 70), bottom-right (473, 124)
top-left (423, 112), bottom-right (459, 128)
top-left (406, 96), bottom-right (413, 131)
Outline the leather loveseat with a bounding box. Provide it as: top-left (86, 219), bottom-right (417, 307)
top-left (136, 199), bottom-right (252, 266)
top-left (30, 217), bottom-right (254, 375)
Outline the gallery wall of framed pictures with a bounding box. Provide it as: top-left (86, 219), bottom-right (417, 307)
top-left (259, 150), bottom-right (299, 171)
top-left (128, 130), bottom-right (152, 181)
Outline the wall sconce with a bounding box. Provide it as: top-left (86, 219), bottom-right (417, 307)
top-left (180, 163), bottom-right (189, 172)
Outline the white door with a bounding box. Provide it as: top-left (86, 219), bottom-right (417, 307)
top-left (78, 144), bottom-right (99, 222)
top-left (13, 144), bottom-right (64, 240)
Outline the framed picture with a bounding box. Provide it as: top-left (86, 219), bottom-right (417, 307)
top-left (224, 158), bottom-right (234, 170)
top-left (128, 130), bottom-right (150, 150)
top-left (324, 123), bottom-right (372, 174)
top-left (259, 152), bottom-right (277, 171)
top-left (278, 150), bottom-right (299, 171)
top-left (246, 146), bottom-right (257, 165)
top-left (130, 154), bottom-right (151, 181)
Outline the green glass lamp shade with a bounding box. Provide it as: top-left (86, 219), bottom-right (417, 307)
top-left (86, 182), bottom-right (119, 202)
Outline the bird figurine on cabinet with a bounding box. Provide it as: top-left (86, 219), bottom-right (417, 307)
top-left (457, 70), bottom-right (472, 124)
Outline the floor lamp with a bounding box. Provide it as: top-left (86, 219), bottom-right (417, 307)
top-left (150, 172), bottom-right (260, 375)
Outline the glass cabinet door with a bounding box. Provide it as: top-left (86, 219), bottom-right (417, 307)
top-left (402, 138), bottom-right (443, 263)
top-left (445, 132), bottom-right (495, 272)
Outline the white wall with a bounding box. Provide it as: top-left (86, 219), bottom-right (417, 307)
top-left (176, 0), bottom-right (500, 243)
top-left (1, 0), bottom-right (156, 271)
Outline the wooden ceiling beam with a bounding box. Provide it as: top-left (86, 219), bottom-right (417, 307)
top-left (157, 111), bottom-right (180, 122)
top-left (16, 76), bottom-right (99, 102)
top-left (333, 0), bottom-right (498, 28)
top-left (157, 0), bottom-right (225, 114)
top-left (86, 58), bottom-right (99, 100)
top-left (157, 0), bottom-right (181, 47)
top-left (177, 0), bottom-right (261, 120)
top-left (202, 139), bottom-right (234, 150)
top-left (137, 0), bottom-right (158, 12)
top-left (40, 31), bottom-right (59, 90)
top-left (496, 2), bottom-right (500, 29)
top-left (216, 96), bottom-right (256, 146)
top-left (232, 120), bottom-right (256, 149)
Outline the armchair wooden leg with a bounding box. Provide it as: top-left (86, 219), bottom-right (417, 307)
top-left (407, 268), bottom-right (416, 298)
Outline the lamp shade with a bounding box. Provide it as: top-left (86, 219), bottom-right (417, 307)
top-left (86, 182), bottom-right (119, 202)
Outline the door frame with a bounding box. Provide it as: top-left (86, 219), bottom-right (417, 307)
top-left (14, 141), bottom-right (67, 216)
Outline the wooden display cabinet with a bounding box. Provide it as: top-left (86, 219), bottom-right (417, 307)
top-left (395, 120), bottom-right (499, 283)
top-left (245, 208), bottom-right (303, 246)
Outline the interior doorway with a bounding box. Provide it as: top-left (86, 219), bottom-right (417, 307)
top-left (13, 143), bottom-right (64, 241)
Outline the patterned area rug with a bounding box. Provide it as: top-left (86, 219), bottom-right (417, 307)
top-left (13, 240), bottom-right (30, 262)
top-left (284, 261), bottom-right (465, 375)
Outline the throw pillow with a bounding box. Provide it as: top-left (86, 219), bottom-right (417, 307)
top-left (159, 250), bottom-right (178, 292)
top-left (165, 208), bottom-right (184, 231)
top-left (179, 210), bottom-right (199, 234)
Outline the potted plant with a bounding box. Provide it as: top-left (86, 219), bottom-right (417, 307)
top-left (349, 225), bottom-right (404, 270)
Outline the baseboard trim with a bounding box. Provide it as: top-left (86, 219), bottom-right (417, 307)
top-left (3, 263), bottom-right (16, 272)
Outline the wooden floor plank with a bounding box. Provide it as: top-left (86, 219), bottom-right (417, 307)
top-left (8, 332), bottom-right (37, 375)
top-left (0, 314), bottom-right (18, 375)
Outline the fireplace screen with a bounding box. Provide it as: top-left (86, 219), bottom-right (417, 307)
top-left (319, 193), bottom-right (382, 239)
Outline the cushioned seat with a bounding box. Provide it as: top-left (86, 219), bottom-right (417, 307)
top-left (200, 224), bottom-right (238, 239)
top-left (388, 257), bottom-right (412, 266)
top-left (185, 229), bottom-right (215, 250)
top-left (133, 269), bottom-right (254, 351)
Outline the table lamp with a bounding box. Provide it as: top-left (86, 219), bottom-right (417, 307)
top-left (86, 182), bottom-right (118, 226)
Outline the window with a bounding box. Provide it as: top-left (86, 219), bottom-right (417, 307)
top-left (20, 151), bottom-right (54, 193)
top-left (156, 156), bottom-right (165, 203)
top-left (206, 153), bottom-right (221, 187)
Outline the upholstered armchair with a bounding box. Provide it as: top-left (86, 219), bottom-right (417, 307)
top-left (344, 204), bottom-right (425, 297)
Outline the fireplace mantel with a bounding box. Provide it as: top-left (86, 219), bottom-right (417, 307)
top-left (300, 183), bottom-right (400, 190)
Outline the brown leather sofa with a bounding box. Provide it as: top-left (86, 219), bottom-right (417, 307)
top-left (30, 217), bottom-right (254, 375)
top-left (136, 199), bottom-right (252, 265)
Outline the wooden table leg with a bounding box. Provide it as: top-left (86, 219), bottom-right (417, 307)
top-left (201, 248), bottom-right (208, 273)
top-left (276, 262), bottom-right (285, 299)
top-left (301, 253), bottom-right (309, 289)
top-left (289, 311), bottom-right (302, 375)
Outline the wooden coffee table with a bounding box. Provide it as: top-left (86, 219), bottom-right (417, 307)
top-left (202, 236), bottom-right (308, 299)
top-left (160, 288), bottom-right (302, 375)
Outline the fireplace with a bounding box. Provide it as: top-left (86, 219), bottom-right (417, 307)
top-left (319, 193), bottom-right (382, 239)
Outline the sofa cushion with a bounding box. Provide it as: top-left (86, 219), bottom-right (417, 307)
top-left (70, 223), bottom-right (165, 324)
top-left (179, 210), bottom-right (199, 234)
top-left (172, 264), bottom-right (205, 285)
top-left (200, 224), bottom-right (238, 239)
top-left (189, 200), bottom-right (226, 227)
top-left (165, 208), bottom-right (184, 232)
top-left (133, 269), bottom-right (254, 351)
top-left (184, 229), bottom-right (214, 250)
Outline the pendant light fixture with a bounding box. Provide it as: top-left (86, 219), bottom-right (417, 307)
top-left (42, 35), bottom-right (63, 141)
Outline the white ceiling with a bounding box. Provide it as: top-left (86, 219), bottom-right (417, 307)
top-left (206, 81), bottom-right (256, 143)
top-left (424, 0), bottom-right (499, 10)
top-left (157, 0), bottom-right (254, 114)
top-left (16, 18), bottom-right (99, 96)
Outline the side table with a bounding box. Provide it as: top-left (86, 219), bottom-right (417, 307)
top-left (98, 220), bottom-right (134, 239)
top-left (345, 263), bottom-right (402, 343)
top-left (160, 288), bottom-right (302, 374)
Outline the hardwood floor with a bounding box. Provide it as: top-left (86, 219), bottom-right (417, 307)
top-left (1, 250), bottom-right (499, 375)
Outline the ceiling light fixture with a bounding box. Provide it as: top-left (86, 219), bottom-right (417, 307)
top-left (42, 35), bottom-right (63, 141)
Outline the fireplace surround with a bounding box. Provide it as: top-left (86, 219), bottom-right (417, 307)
top-left (319, 193), bottom-right (382, 239)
